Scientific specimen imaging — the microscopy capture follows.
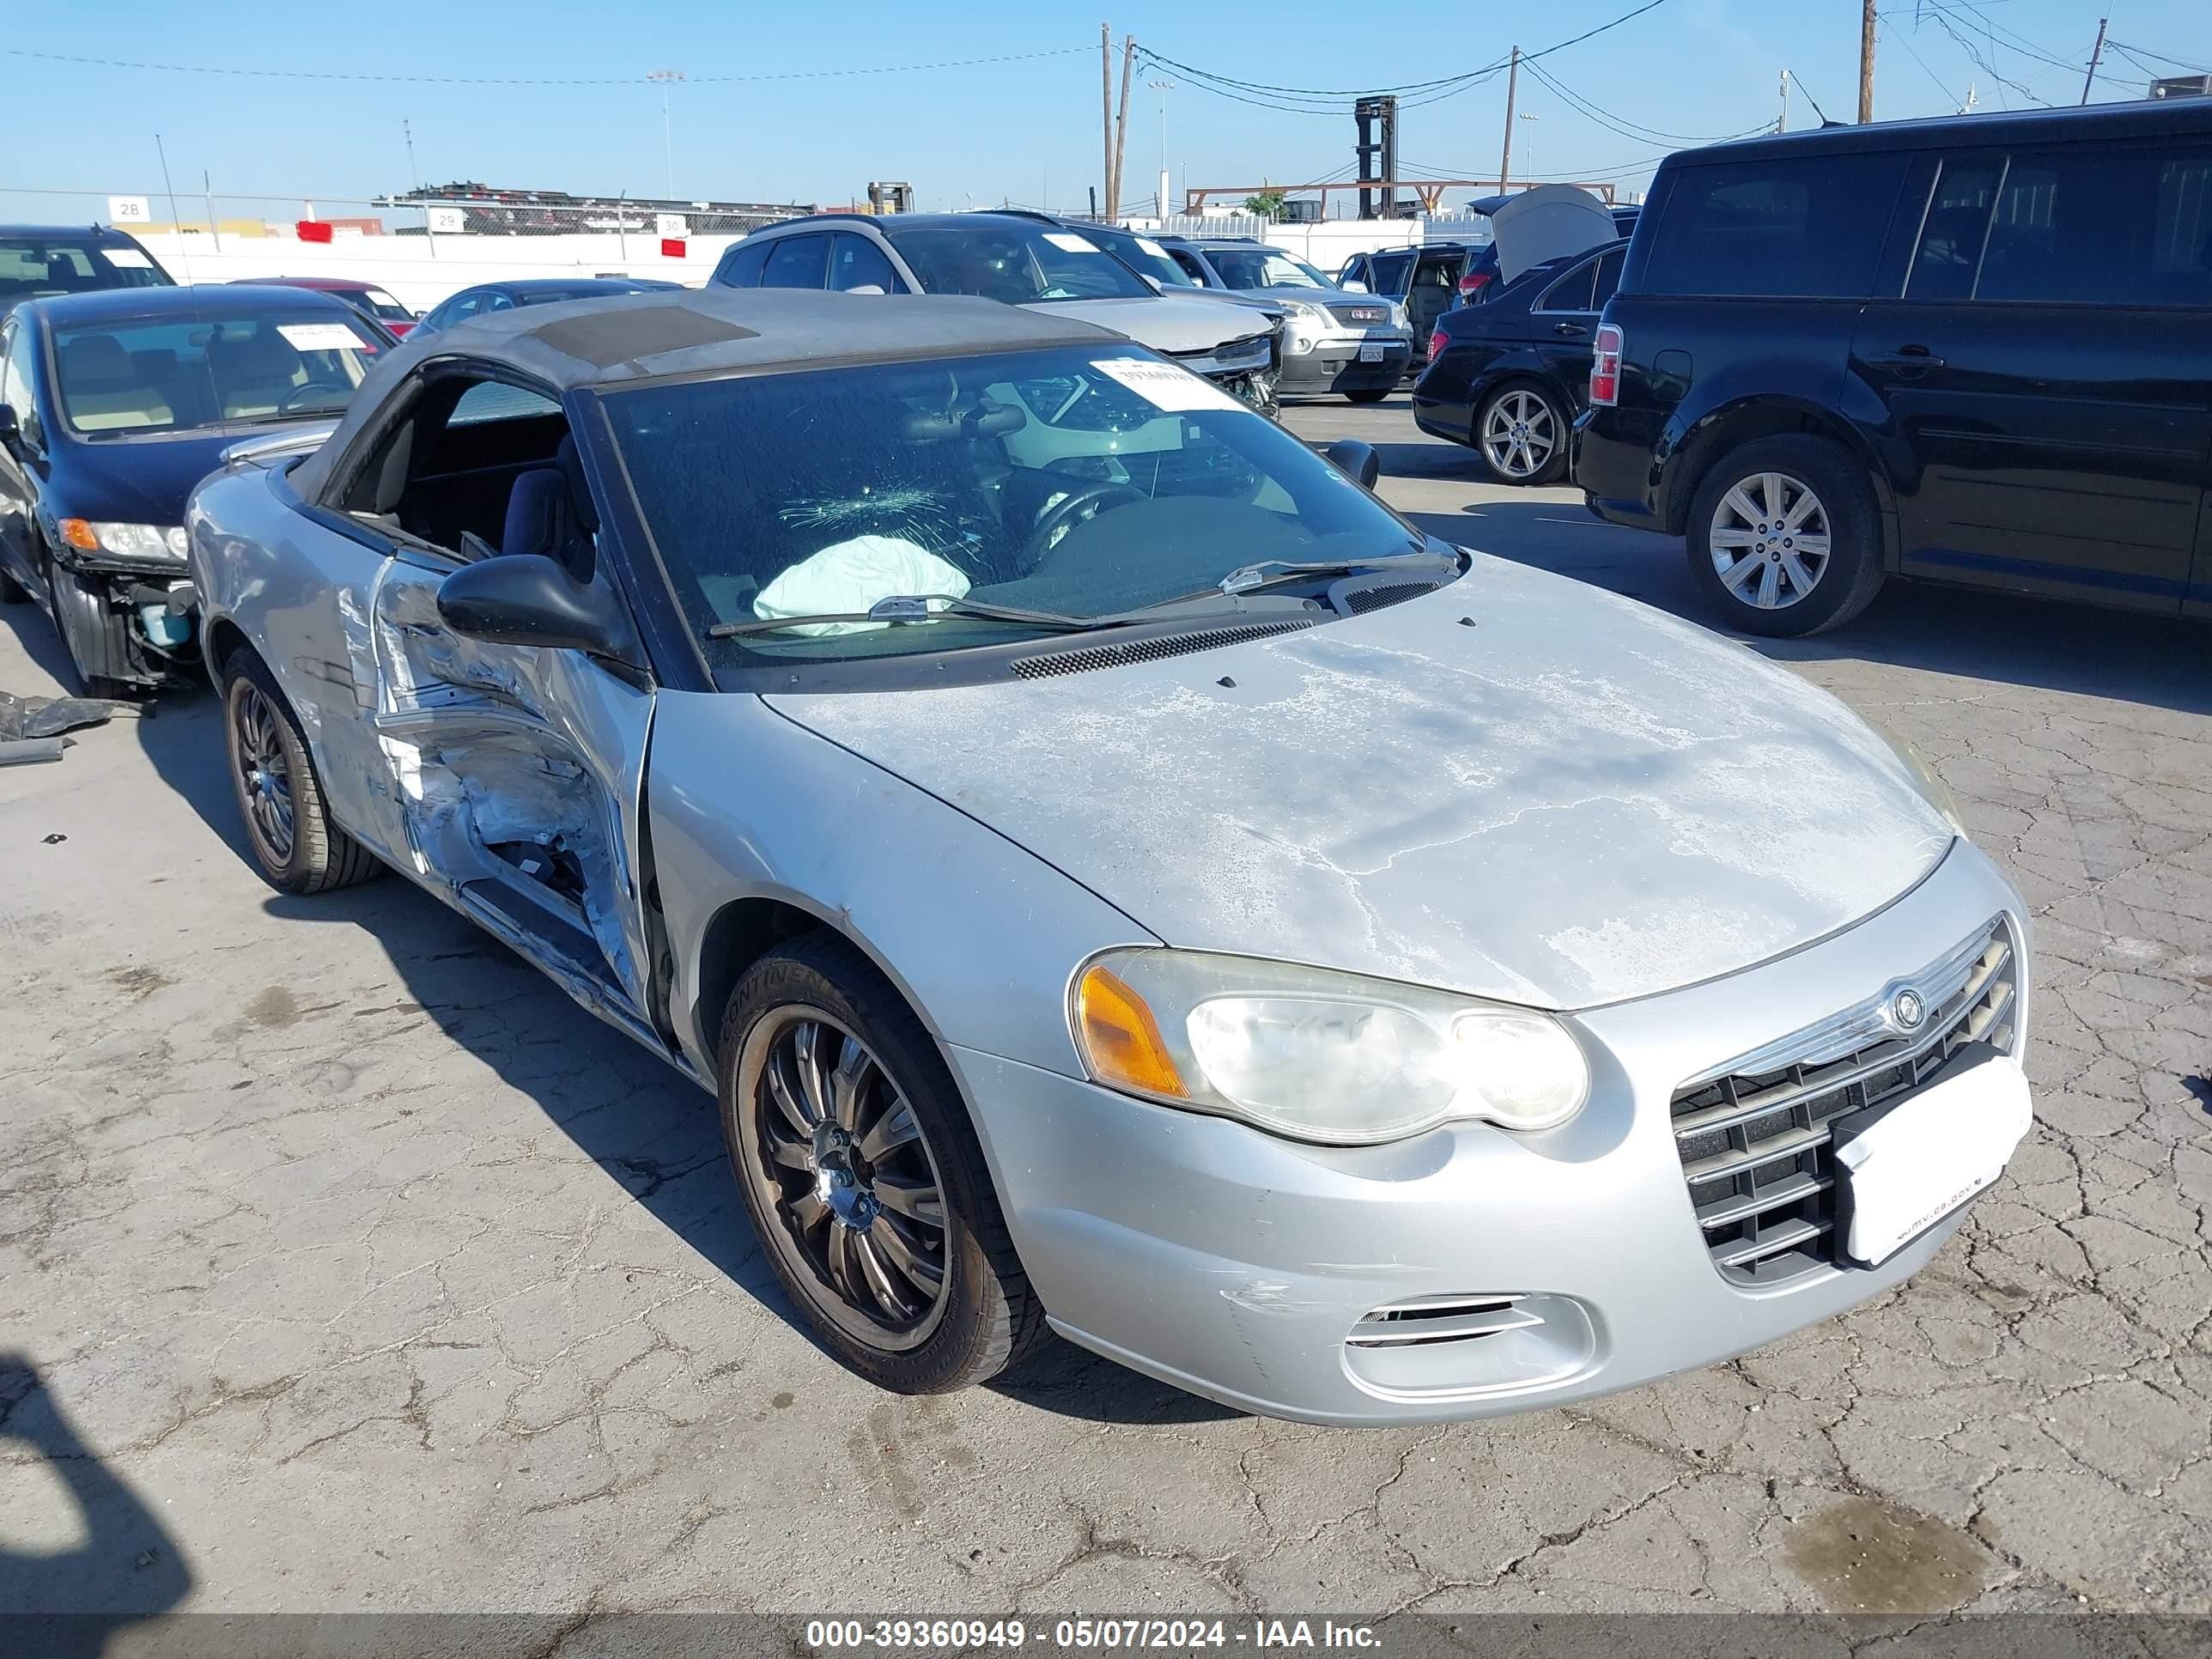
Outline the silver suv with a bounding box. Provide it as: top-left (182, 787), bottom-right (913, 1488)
top-left (1159, 238), bottom-right (1413, 403)
top-left (713, 213), bottom-right (1281, 415)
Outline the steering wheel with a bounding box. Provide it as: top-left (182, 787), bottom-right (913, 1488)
top-left (280, 380), bottom-right (352, 414)
top-left (1025, 483), bottom-right (1146, 564)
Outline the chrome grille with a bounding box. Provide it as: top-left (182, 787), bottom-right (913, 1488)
top-left (1007, 621), bottom-right (1312, 680)
top-left (1669, 918), bottom-right (2019, 1286)
top-left (1329, 303), bottom-right (1391, 329)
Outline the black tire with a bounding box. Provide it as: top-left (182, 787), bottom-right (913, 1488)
top-left (719, 933), bottom-right (1045, 1394)
top-left (49, 557), bottom-right (133, 700)
top-left (1685, 434), bottom-right (1885, 637)
top-left (1472, 380), bottom-right (1571, 487)
top-left (220, 647), bottom-right (381, 894)
top-left (1346, 388), bottom-right (1391, 404)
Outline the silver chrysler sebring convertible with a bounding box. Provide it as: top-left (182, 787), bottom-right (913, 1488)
top-left (186, 289), bottom-right (2033, 1424)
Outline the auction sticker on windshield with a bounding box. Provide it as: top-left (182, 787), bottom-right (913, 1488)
top-left (101, 248), bottom-right (154, 269)
top-left (277, 324), bottom-right (370, 352)
top-left (1044, 232), bottom-right (1101, 252)
top-left (1091, 357), bottom-right (1246, 413)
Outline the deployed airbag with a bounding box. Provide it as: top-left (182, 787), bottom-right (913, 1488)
top-left (750, 534), bottom-right (971, 636)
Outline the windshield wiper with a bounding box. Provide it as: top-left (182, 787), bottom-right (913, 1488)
top-left (709, 592), bottom-right (1103, 641)
top-left (1215, 549), bottom-right (1461, 596)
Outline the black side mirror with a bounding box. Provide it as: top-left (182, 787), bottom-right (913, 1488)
top-left (0, 404), bottom-right (20, 456)
top-left (1320, 438), bottom-right (1381, 490)
top-left (436, 553), bottom-right (640, 663)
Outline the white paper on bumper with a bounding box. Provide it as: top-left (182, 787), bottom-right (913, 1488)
top-left (1835, 1052), bottom-right (2033, 1266)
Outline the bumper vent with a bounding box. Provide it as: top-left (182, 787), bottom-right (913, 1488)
top-left (1346, 1294), bottom-right (1540, 1349)
top-left (1007, 620), bottom-right (1311, 680)
top-left (1668, 917), bottom-right (2019, 1286)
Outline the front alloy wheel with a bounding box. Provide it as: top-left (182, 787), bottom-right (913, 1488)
top-left (719, 936), bottom-right (1044, 1393)
top-left (231, 679), bottom-right (298, 865)
top-left (1706, 471), bottom-right (1830, 611)
top-left (742, 1008), bottom-right (951, 1346)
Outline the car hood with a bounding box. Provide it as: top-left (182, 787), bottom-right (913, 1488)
top-left (55, 425), bottom-right (313, 524)
top-left (766, 557), bottom-right (1956, 1012)
top-left (1027, 294), bottom-right (1271, 355)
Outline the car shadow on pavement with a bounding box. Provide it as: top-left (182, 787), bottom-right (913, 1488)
top-left (126, 690), bottom-right (1229, 1425)
top-left (0, 1354), bottom-right (192, 1651)
top-left (1407, 498), bottom-right (2212, 717)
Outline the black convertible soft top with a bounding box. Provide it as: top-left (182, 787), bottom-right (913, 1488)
top-left (290, 287), bottom-right (1121, 500)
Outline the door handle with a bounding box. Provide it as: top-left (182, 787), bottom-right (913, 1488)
top-left (1864, 346), bottom-right (1945, 371)
top-left (1552, 321), bottom-right (1589, 337)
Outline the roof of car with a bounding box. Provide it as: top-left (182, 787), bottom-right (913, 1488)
top-left (1678, 93), bottom-right (2210, 165)
top-left (0, 223), bottom-right (142, 240)
top-left (287, 289), bottom-right (1121, 499)
top-left (21, 283), bottom-right (363, 327)
top-left (469, 277), bottom-right (678, 297)
top-left (760, 211), bottom-right (1072, 236)
top-left (229, 276), bottom-right (382, 292)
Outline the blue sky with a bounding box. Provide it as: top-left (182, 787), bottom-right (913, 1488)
top-left (9, 0), bottom-right (2210, 224)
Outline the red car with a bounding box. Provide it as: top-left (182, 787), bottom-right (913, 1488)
top-left (229, 276), bottom-right (417, 337)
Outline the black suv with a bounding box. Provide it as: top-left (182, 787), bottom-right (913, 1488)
top-left (1575, 98), bottom-right (2212, 635)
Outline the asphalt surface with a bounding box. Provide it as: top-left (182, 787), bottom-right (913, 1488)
top-left (2, 393), bottom-right (2208, 1625)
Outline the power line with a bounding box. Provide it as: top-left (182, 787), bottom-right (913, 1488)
top-left (2109, 38), bottom-right (2212, 76)
top-left (1137, 0), bottom-right (1675, 114)
top-left (1521, 58), bottom-right (1774, 144)
top-left (1, 42), bottom-right (1090, 88)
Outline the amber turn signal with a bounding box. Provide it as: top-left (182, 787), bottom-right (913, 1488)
top-left (58, 519), bottom-right (100, 551)
top-left (1075, 963), bottom-right (1188, 1098)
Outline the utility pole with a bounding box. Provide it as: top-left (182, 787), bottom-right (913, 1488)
top-left (405, 118), bottom-right (437, 259)
top-left (648, 70), bottom-right (684, 198)
top-left (2080, 17), bottom-right (2107, 104)
top-left (1101, 25), bottom-right (1115, 221)
top-left (1150, 78), bottom-right (1176, 219)
top-left (1778, 68), bottom-right (1790, 134)
top-left (1498, 46), bottom-right (1520, 191)
top-left (1110, 34), bottom-right (1136, 220)
top-left (1858, 0), bottom-right (1876, 123)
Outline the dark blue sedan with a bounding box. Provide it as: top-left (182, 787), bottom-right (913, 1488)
top-left (0, 284), bottom-right (394, 693)
top-left (1411, 239), bottom-right (1626, 486)
top-left (412, 276), bottom-right (683, 337)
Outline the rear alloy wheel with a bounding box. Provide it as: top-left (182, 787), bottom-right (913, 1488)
top-left (221, 649), bottom-right (382, 893)
top-left (1474, 384), bottom-right (1568, 486)
top-left (720, 935), bottom-right (1044, 1393)
top-left (1686, 435), bottom-right (1885, 637)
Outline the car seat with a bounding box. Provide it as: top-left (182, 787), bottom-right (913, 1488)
top-left (498, 434), bottom-right (597, 581)
top-left (57, 334), bottom-right (175, 432)
top-left (209, 327), bottom-right (307, 419)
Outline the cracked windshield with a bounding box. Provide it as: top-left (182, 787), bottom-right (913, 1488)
top-left (601, 343), bottom-right (1419, 665)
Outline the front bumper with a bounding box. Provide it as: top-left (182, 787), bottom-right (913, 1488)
top-left (50, 550), bottom-right (198, 687)
top-left (1278, 337), bottom-right (1412, 394)
top-left (951, 840), bottom-right (2027, 1425)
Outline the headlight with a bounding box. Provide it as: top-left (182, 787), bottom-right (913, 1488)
top-left (59, 520), bottom-right (188, 561)
top-left (1072, 950), bottom-right (1590, 1144)
top-left (1869, 721), bottom-right (1966, 833)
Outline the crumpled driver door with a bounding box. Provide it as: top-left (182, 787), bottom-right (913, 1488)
top-left (367, 547), bottom-right (659, 1038)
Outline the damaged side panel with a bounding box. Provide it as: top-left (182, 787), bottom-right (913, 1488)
top-left (369, 554), bottom-right (659, 1035)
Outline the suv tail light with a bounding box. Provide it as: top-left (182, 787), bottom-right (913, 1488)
top-left (1589, 323), bottom-right (1624, 407)
top-left (1428, 329), bottom-right (1449, 360)
top-left (1456, 272), bottom-right (1491, 300)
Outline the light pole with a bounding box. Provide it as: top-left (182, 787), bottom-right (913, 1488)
top-left (648, 70), bottom-right (684, 198)
top-left (1517, 111), bottom-right (1539, 178)
top-left (1148, 78), bottom-right (1176, 218)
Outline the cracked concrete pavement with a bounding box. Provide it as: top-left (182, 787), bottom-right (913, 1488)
top-left (1, 394), bottom-right (2207, 1621)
